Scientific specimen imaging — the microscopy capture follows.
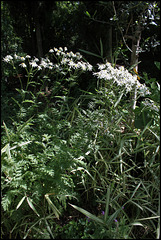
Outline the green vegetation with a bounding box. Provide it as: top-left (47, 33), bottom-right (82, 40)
top-left (1, 1), bottom-right (160, 239)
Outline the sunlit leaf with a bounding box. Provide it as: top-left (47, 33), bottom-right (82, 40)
top-left (26, 197), bottom-right (40, 217)
top-left (69, 203), bottom-right (105, 225)
top-left (16, 196), bottom-right (26, 210)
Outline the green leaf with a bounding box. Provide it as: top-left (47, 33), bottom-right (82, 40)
top-left (79, 49), bottom-right (102, 59)
top-left (128, 61), bottom-right (141, 72)
top-left (130, 222), bottom-right (144, 227)
top-left (26, 197), bottom-right (40, 217)
top-left (136, 216), bottom-right (160, 221)
top-left (100, 38), bottom-right (103, 58)
top-left (104, 187), bottom-right (110, 222)
top-left (114, 91), bottom-right (124, 108)
top-left (106, 208), bottom-right (122, 225)
top-left (22, 100), bottom-right (35, 104)
top-left (85, 11), bottom-right (91, 18)
top-left (1, 143), bottom-right (11, 160)
top-left (10, 141), bottom-right (32, 150)
top-left (45, 194), bottom-right (61, 219)
top-left (44, 218), bottom-right (55, 239)
top-left (154, 61), bottom-right (160, 70)
top-left (16, 196), bottom-right (26, 210)
top-left (69, 203), bottom-right (105, 225)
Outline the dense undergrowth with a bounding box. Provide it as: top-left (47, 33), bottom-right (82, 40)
top-left (1, 47), bottom-right (160, 239)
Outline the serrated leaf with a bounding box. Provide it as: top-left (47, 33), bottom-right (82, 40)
top-left (17, 116), bottom-right (34, 134)
top-left (3, 121), bottom-right (10, 142)
top-left (11, 97), bottom-right (21, 108)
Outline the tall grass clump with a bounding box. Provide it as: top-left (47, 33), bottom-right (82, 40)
top-left (1, 48), bottom-right (160, 239)
top-left (68, 61), bottom-right (160, 239)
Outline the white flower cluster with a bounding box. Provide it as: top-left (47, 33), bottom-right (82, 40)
top-left (3, 53), bottom-right (56, 71)
top-left (3, 55), bottom-right (13, 62)
top-left (142, 99), bottom-right (160, 112)
top-left (49, 47), bottom-right (82, 60)
top-left (49, 47), bottom-right (93, 72)
top-left (93, 62), bottom-right (151, 96)
top-left (3, 48), bottom-right (93, 73)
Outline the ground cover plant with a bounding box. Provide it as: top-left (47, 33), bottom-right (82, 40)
top-left (1, 47), bottom-right (160, 239)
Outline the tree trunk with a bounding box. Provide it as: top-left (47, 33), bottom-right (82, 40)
top-left (130, 24), bottom-right (142, 111)
top-left (33, 2), bottom-right (43, 58)
top-left (106, 25), bottom-right (112, 62)
top-left (124, 21), bottom-right (142, 127)
top-left (35, 14), bottom-right (43, 58)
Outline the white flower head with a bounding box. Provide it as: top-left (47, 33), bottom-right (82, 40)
top-left (19, 63), bottom-right (27, 68)
top-left (54, 47), bottom-right (58, 52)
top-left (20, 57), bottom-right (25, 61)
top-left (40, 60), bottom-right (48, 68)
top-left (14, 53), bottom-right (18, 59)
top-left (49, 49), bottom-right (54, 53)
top-left (97, 63), bottom-right (106, 70)
top-left (86, 63), bottom-right (93, 71)
top-left (3, 55), bottom-right (13, 63)
top-left (48, 62), bottom-right (53, 66)
top-left (37, 66), bottom-right (42, 71)
top-left (56, 50), bottom-right (61, 56)
top-left (29, 61), bottom-right (38, 68)
top-left (75, 52), bottom-right (82, 59)
top-left (26, 55), bottom-right (31, 59)
top-left (61, 58), bottom-right (68, 64)
top-left (68, 60), bottom-right (75, 68)
top-left (34, 57), bottom-right (39, 62)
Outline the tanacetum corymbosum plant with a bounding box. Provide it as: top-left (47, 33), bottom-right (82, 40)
top-left (2, 48), bottom-right (159, 239)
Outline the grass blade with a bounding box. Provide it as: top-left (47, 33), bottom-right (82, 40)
top-left (26, 197), bottom-right (40, 217)
top-left (16, 196), bottom-right (26, 210)
top-left (1, 143), bottom-right (12, 160)
top-left (45, 194), bottom-right (61, 220)
top-left (100, 38), bottom-right (103, 58)
top-left (44, 218), bottom-right (55, 239)
top-left (79, 49), bottom-right (102, 59)
top-left (106, 208), bottom-right (122, 225)
top-left (69, 203), bottom-right (104, 225)
top-left (10, 141), bottom-right (32, 150)
top-left (104, 187), bottom-right (110, 222)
